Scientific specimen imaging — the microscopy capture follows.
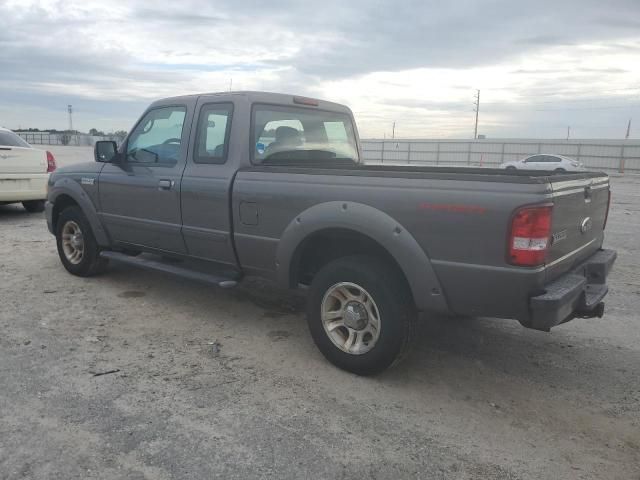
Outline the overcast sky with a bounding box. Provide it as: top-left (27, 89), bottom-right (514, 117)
top-left (1, 0), bottom-right (640, 139)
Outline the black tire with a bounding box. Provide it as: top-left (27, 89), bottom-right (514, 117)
top-left (55, 206), bottom-right (108, 276)
top-left (505, 166), bottom-right (517, 172)
top-left (307, 255), bottom-right (416, 375)
top-left (554, 168), bottom-right (566, 173)
top-left (22, 200), bottom-right (45, 213)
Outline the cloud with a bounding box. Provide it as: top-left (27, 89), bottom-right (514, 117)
top-left (1, 0), bottom-right (639, 138)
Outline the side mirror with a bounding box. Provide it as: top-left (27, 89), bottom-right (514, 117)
top-left (95, 141), bottom-right (119, 163)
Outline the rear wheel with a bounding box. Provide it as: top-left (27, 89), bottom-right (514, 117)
top-left (505, 166), bottom-right (517, 172)
top-left (307, 255), bottom-right (416, 375)
top-left (22, 200), bottom-right (45, 213)
top-left (55, 206), bottom-right (108, 276)
top-left (554, 168), bottom-right (566, 173)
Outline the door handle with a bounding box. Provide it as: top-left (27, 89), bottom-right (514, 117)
top-left (158, 179), bottom-right (173, 190)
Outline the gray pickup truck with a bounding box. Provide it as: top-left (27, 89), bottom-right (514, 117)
top-left (46, 91), bottom-right (616, 375)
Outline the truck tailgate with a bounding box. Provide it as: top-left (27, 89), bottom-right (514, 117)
top-left (546, 174), bottom-right (610, 281)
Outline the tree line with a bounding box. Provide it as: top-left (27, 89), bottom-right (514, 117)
top-left (18, 127), bottom-right (127, 138)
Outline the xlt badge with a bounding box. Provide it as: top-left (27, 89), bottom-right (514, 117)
top-left (552, 230), bottom-right (567, 244)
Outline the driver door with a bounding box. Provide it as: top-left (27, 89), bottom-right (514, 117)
top-left (98, 103), bottom-right (192, 253)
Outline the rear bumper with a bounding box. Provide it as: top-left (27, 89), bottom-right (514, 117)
top-left (0, 175), bottom-right (48, 202)
top-left (529, 249), bottom-right (616, 331)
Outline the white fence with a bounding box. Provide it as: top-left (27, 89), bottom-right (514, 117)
top-left (361, 139), bottom-right (640, 173)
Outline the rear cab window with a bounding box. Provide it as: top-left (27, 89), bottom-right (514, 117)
top-left (251, 105), bottom-right (359, 166)
top-left (0, 131), bottom-right (32, 148)
top-left (194, 103), bottom-right (233, 164)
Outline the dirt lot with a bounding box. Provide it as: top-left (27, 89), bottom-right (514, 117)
top-left (1, 155), bottom-right (639, 479)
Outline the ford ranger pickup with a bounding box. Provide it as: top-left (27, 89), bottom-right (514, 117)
top-left (45, 92), bottom-right (616, 375)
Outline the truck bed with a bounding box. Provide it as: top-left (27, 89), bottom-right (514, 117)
top-left (233, 163), bottom-right (609, 324)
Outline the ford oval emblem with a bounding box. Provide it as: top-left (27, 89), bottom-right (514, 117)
top-left (580, 217), bottom-right (593, 234)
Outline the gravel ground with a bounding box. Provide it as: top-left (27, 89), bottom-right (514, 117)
top-left (1, 156), bottom-right (639, 479)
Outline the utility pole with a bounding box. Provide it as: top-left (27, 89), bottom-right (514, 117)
top-left (229, 78), bottom-right (233, 91)
top-left (392, 121), bottom-right (396, 139)
top-left (473, 90), bottom-right (480, 139)
top-left (566, 126), bottom-right (571, 140)
top-left (626, 118), bottom-right (632, 139)
top-left (67, 105), bottom-right (73, 132)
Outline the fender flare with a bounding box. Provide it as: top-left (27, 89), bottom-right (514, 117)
top-left (275, 201), bottom-right (449, 313)
top-left (48, 178), bottom-right (110, 247)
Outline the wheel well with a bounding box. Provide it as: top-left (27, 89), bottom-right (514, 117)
top-left (290, 228), bottom-right (413, 298)
top-left (52, 195), bottom-right (79, 231)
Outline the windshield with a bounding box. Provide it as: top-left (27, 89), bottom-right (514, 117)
top-left (252, 105), bottom-right (359, 165)
top-left (0, 131), bottom-right (31, 148)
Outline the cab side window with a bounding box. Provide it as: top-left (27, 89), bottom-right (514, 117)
top-left (194, 103), bottom-right (233, 164)
top-left (126, 106), bottom-right (186, 166)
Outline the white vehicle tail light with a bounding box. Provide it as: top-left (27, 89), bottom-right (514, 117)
top-left (46, 151), bottom-right (56, 173)
top-left (508, 205), bottom-right (553, 266)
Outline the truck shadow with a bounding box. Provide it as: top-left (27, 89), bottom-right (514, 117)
top-left (397, 313), bottom-right (639, 411)
top-left (103, 263), bottom-right (638, 416)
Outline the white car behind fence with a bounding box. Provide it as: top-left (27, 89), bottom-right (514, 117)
top-left (501, 154), bottom-right (585, 172)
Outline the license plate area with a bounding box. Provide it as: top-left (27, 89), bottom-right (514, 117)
top-left (0, 179), bottom-right (30, 191)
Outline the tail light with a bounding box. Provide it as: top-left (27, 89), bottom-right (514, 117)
top-left (46, 151), bottom-right (56, 173)
top-left (603, 189), bottom-right (611, 230)
top-left (508, 205), bottom-right (553, 266)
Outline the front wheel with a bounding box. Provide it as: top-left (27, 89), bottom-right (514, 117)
top-left (22, 200), bottom-right (45, 213)
top-left (307, 255), bottom-right (416, 375)
top-left (55, 206), bottom-right (108, 276)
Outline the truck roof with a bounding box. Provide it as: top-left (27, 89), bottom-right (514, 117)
top-left (149, 91), bottom-right (353, 115)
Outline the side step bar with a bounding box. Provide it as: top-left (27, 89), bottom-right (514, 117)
top-left (99, 251), bottom-right (238, 288)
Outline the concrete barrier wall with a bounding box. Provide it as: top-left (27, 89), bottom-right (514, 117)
top-left (361, 139), bottom-right (640, 172)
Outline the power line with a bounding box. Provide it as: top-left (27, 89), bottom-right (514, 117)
top-left (481, 97), bottom-right (640, 107)
top-left (484, 86), bottom-right (640, 98)
top-left (532, 103), bottom-right (640, 112)
top-left (470, 86), bottom-right (640, 108)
